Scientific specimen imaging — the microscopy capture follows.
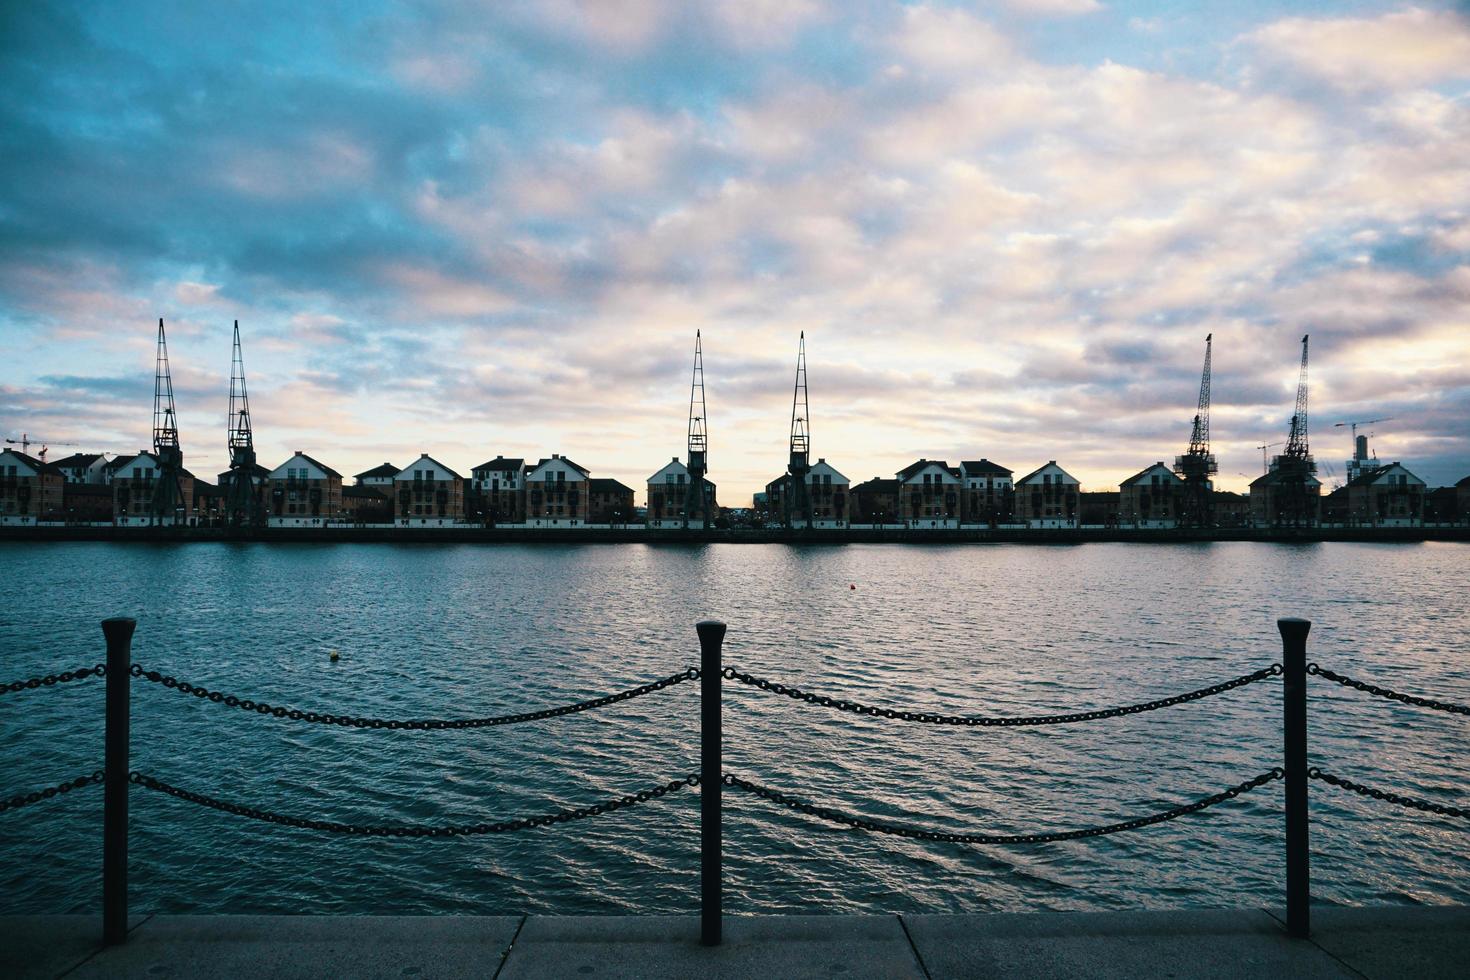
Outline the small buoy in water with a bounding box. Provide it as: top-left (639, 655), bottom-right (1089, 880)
top-left (329, 649), bottom-right (340, 662)
top-left (850, 584), bottom-right (856, 590)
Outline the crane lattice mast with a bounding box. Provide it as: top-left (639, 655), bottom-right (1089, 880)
top-left (1285, 334), bottom-right (1310, 460)
top-left (1173, 334), bottom-right (1217, 526)
top-left (149, 318), bottom-right (186, 523)
top-left (785, 332), bottom-right (812, 528)
top-left (225, 320), bottom-right (262, 525)
top-left (684, 331), bottom-right (708, 529)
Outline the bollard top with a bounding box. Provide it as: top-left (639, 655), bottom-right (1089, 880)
top-left (1277, 617), bottom-right (1312, 638)
top-left (695, 620), bottom-right (727, 642)
top-left (101, 617), bottom-right (137, 636)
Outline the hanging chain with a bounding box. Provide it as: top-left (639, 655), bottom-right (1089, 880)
top-left (2, 664), bottom-right (106, 696)
top-left (721, 664), bottom-right (1281, 726)
top-left (1, 771), bottom-right (104, 814)
top-left (1308, 664), bottom-right (1469, 717)
top-left (1310, 768), bottom-right (1470, 821)
top-left (129, 664), bottom-right (698, 729)
top-left (724, 769), bottom-right (1282, 844)
top-left (129, 770), bottom-right (700, 836)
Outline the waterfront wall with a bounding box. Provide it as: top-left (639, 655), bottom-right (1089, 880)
top-left (1, 523), bottom-right (1467, 545)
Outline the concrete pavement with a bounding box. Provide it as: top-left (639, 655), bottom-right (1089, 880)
top-left (3, 906), bottom-right (1466, 979)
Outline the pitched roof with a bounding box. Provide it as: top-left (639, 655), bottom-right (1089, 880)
top-left (0, 449), bottom-right (63, 475)
top-left (49, 452), bottom-right (103, 469)
top-left (1119, 462), bottom-right (1180, 487)
top-left (342, 485), bottom-right (387, 500)
top-left (897, 459), bottom-right (950, 480)
top-left (473, 456), bottom-right (525, 472)
top-left (959, 459), bottom-right (1012, 476)
top-left (354, 462), bottom-right (399, 479)
top-left (1249, 468), bottom-right (1323, 489)
top-left (853, 477), bottom-right (899, 493)
top-left (396, 454), bottom-right (463, 480)
top-left (533, 456), bottom-right (590, 476)
top-left (1459, 475), bottom-right (1470, 488)
top-left (589, 478), bottom-right (632, 493)
top-left (1015, 461), bottom-right (1079, 485)
top-left (1346, 462), bottom-right (1422, 489)
top-left (295, 452), bottom-right (342, 478)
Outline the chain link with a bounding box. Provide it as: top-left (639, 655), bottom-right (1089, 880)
top-left (2, 664), bottom-right (106, 696)
top-left (1, 770), bottom-right (105, 814)
top-left (129, 770), bottom-right (699, 836)
top-left (129, 663), bottom-right (699, 729)
top-left (1310, 768), bottom-right (1470, 821)
top-left (1307, 664), bottom-right (1469, 717)
top-left (725, 768), bottom-right (1283, 844)
top-left (721, 664), bottom-right (1282, 727)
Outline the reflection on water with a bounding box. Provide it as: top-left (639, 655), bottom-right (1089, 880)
top-left (1, 541), bottom-right (1467, 915)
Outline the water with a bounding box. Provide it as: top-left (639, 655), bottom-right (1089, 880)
top-left (2, 541), bottom-right (1467, 916)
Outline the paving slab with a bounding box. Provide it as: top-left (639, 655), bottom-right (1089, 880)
top-left (62, 915), bottom-right (522, 980)
top-left (1289, 905), bottom-right (1470, 980)
top-left (902, 908), bottom-right (1357, 980)
top-left (0, 914), bottom-right (149, 980)
top-left (498, 914), bottom-right (926, 980)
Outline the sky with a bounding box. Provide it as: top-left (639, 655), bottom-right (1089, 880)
top-left (2, 1), bottom-right (1468, 503)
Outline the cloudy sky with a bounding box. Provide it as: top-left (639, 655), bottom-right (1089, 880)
top-left (2, 1), bottom-right (1468, 501)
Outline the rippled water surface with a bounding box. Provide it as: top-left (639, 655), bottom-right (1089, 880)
top-left (2, 541), bottom-right (1467, 915)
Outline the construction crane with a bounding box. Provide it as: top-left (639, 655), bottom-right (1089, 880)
top-left (224, 320), bottom-right (263, 526)
top-left (149, 318), bottom-right (187, 524)
top-left (1172, 333), bottom-right (1217, 526)
top-left (4, 435), bottom-right (79, 462)
top-left (1256, 442), bottom-right (1283, 474)
top-left (785, 332), bottom-right (813, 529)
top-left (684, 331), bottom-right (709, 530)
top-left (1335, 417), bottom-right (1393, 484)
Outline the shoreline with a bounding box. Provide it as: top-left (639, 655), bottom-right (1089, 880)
top-left (2, 524), bottom-right (1466, 545)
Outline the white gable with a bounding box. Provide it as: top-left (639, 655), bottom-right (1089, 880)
top-left (0, 450), bottom-right (39, 478)
top-left (808, 460), bottom-right (848, 484)
top-left (1018, 462), bottom-right (1080, 486)
top-left (269, 453), bottom-right (332, 481)
top-left (528, 456), bottom-right (587, 483)
top-left (121, 454), bottom-right (162, 477)
top-left (395, 455), bottom-right (460, 483)
top-left (1367, 463), bottom-right (1425, 487)
top-left (648, 458), bottom-right (690, 482)
top-left (900, 462), bottom-right (958, 485)
top-left (1123, 463), bottom-right (1183, 487)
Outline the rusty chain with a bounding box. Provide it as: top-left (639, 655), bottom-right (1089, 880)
top-left (725, 768), bottom-right (1283, 844)
top-left (130, 771), bottom-right (699, 836)
top-left (1308, 664), bottom-right (1469, 717)
top-left (129, 664), bottom-right (698, 729)
top-left (2, 664), bottom-right (106, 696)
top-left (1, 771), bottom-right (104, 814)
top-left (1310, 768), bottom-right (1470, 822)
top-left (721, 664), bottom-right (1281, 726)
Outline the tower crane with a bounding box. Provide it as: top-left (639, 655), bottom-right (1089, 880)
top-left (1256, 442), bottom-right (1283, 474)
top-left (1172, 333), bottom-right (1217, 526)
top-left (785, 332), bottom-right (813, 529)
top-left (4, 435), bottom-right (79, 462)
top-left (684, 331), bottom-right (709, 530)
top-left (1335, 416), bottom-right (1393, 483)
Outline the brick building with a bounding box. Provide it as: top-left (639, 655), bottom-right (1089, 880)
top-left (527, 455), bottom-right (591, 525)
top-left (1014, 461), bottom-right (1080, 528)
top-left (958, 459), bottom-right (1013, 525)
top-left (267, 452), bottom-right (344, 526)
top-left (646, 458), bottom-right (717, 528)
top-left (1344, 462), bottom-right (1425, 526)
top-left (469, 456), bottom-right (526, 525)
top-left (0, 449), bottom-right (65, 524)
top-left (588, 478), bottom-right (636, 525)
top-left (110, 452), bottom-right (195, 526)
top-left (765, 459), bottom-right (850, 527)
top-left (1118, 462), bottom-right (1185, 528)
top-left (394, 454), bottom-right (465, 525)
top-left (897, 459), bottom-right (961, 527)
top-left (850, 478), bottom-right (900, 524)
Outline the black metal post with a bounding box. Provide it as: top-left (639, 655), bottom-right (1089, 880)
top-left (102, 617), bottom-right (135, 946)
top-left (1279, 616), bottom-right (1311, 939)
top-left (697, 619), bottom-right (726, 947)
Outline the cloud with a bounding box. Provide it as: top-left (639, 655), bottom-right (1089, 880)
top-left (1245, 7), bottom-right (1470, 92)
top-left (1, 2), bottom-right (1468, 495)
